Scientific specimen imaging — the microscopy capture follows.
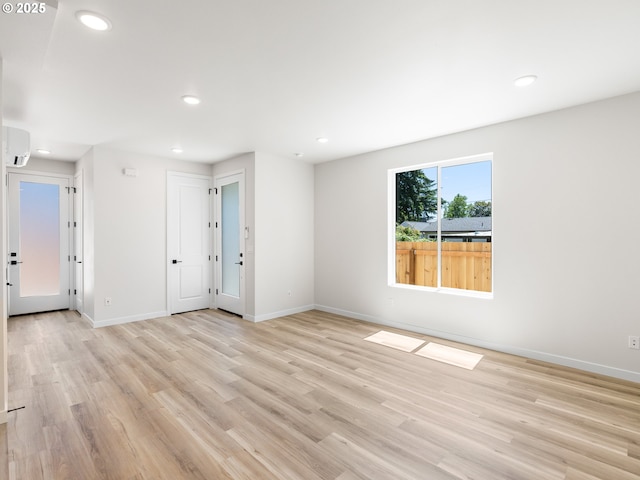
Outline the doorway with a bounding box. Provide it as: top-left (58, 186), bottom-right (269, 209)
top-left (7, 173), bottom-right (71, 316)
top-left (167, 172), bottom-right (212, 314)
top-left (73, 170), bottom-right (83, 314)
top-left (214, 172), bottom-right (245, 316)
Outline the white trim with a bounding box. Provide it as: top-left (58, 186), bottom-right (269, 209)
top-left (389, 152), bottom-right (494, 296)
top-left (247, 305), bottom-right (315, 323)
top-left (166, 171), bottom-right (212, 181)
top-left (390, 282), bottom-right (493, 299)
top-left (166, 171), bottom-right (213, 315)
top-left (81, 312), bottom-right (95, 326)
top-left (86, 310), bottom-right (168, 328)
top-left (214, 168), bottom-right (246, 182)
top-left (389, 152), bottom-right (493, 176)
top-left (5, 168), bottom-right (72, 180)
top-left (0, 409), bottom-right (7, 424)
top-left (213, 169), bottom-right (246, 316)
top-left (314, 304), bottom-right (640, 384)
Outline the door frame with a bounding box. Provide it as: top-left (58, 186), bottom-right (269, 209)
top-left (214, 170), bottom-right (246, 317)
top-left (166, 171), bottom-right (213, 315)
top-left (7, 170), bottom-right (73, 316)
top-left (73, 170), bottom-right (83, 315)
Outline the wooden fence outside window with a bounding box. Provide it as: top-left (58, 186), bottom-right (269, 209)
top-left (396, 241), bottom-right (492, 292)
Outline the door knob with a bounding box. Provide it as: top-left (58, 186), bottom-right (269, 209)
top-left (172, 259), bottom-right (182, 264)
top-left (235, 261), bottom-right (243, 265)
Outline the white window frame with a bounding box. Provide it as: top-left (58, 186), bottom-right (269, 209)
top-left (388, 152), bottom-right (493, 299)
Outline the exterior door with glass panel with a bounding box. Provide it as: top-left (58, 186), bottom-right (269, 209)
top-left (8, 173), bottom-right (71, 316)
top-left (215, 172), bottom-right (245, 316)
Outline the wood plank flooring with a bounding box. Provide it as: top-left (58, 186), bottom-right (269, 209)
top-left (1, 309), bottom-right (639, 479)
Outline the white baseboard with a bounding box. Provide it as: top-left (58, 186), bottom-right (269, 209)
top-left (87, 310), bottom-right (169, 328)
top-left (81, 312), bottom-right (95, 326)
top-left (314, 304), bottom-right (640, 384)
top-left (247, 305), bottom-right (315, 323)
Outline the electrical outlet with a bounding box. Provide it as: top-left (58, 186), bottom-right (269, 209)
top-left (629, 336), bottom-right (640, 350)
top-left (104, 297), bottom-right (112, 306)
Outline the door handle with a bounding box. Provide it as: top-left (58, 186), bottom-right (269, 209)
top-left (235, 261), bottom-right (243, 265)
top-left (172, 259), bottom-right (182, 264)
top-left (10, 261), bottom-right (22, 265)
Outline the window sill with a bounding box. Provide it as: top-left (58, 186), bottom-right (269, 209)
top-left (390, 282), bottom-right (493, 300)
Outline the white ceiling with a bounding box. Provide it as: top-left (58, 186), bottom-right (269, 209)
top-left (2, 0), bottom-right (640, 164)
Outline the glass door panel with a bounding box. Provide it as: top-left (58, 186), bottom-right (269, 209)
top-left (19, 181), bottom-right (61, 297)
top-left (221, 182), bottom-right (240, 297)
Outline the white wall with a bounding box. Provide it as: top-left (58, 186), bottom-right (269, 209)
top-left (211, 152), bottom-right (315, 321)
top-left (315, 91), bottom-right (640, 382)
top-left (254, 152), bottom-right (314, 321)
top-left (88, 147), bottom-right (211, 326)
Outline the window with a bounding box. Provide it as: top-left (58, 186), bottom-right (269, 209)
top-left (391, 154), bottom-right (492, 295)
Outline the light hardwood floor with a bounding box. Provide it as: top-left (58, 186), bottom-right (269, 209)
top-left (1, 309), bottom-right (639, 479)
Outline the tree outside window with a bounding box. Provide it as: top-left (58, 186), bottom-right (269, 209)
top-left (393, 156), bottom-right (492, 293)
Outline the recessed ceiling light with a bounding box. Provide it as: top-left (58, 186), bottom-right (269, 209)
top-left (514, 75), bottom-right (538, 87)
top-left (171, 147), bottom-right (183, 154)
top-left (294, 153), bottom-right (304, 157)
top-left (181, 95), bottom-right (201, 105)
top-left (316, 137), bottom-right (329, 143)
top-left (36, 149), bottom-right (51, 155)
top-left (76, 11), bottom-right (112, 31)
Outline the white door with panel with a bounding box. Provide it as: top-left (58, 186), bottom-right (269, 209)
top-left (215, 172), bottom-right (245, 316)
top-left (8, 173), bottom-right (71, 316)
top-left (74, 171), bottom-right (83, 314)
top-left (167, 173), bottom-right (211, 314)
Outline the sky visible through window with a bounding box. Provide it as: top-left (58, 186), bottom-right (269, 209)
top-left (423, 160), bottom-right (491, 204)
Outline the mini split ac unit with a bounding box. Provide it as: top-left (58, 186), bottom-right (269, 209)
top-left (2, 126), bottom-right (31, 167)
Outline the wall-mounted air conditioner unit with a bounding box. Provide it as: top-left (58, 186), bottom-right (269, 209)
top-left (2, 126), bottom-right (31, 167)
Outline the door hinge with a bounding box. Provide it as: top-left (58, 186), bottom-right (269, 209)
top-left (68, 289), bottom-right (71, 295)
top-left (215, 289), bottom-right (219, 295)
top-left (68, 255), bottom-right (71, 262)
top-left (74, 221), bottom-right (77, 227)
top-left (214, 187), bottom-right (218, 194)
top-left (209, 288), bottom-right (211, 294)
top-left (73, 187), bottom-right (77, 193)
top-left (74, 289), bottom-right (77, 295)
top-left (209, 222), bottom-right (211, 228)
top-left (68, 221), bottom-right (71, 228)
top-left (209, 188), bottom-right (212, 195)
top-left (215, 255), bottom-right (218, 261)
top-left (215, 221), bottom-right (218, 228)
top-left (208, 255), bottom-right (211, 261)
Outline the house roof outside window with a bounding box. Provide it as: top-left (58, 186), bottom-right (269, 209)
top-left (402, 217), bottom-right (492, 237)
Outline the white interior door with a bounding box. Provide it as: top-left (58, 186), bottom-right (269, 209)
top-left (215, 172), bottom-right (245, 316)
top-left (167, 173), bottom-right (211, 314)
top-left (74, 171), bottom-right (83, 314)
top-left (8, 173), bottom-right (71, 316)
